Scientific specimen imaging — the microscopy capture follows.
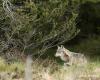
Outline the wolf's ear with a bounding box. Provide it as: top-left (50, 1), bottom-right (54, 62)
top-left (57, 46), bottom-right (60, 49)
top-left (61, 45), bottom-right (64, 48)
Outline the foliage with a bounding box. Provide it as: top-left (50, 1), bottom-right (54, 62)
top-left (66, 36), bottom-right (100, 57)
top-left (77, 1), bottom-right (100, 36)
top-left (0, 0), bottom-right (79, 57)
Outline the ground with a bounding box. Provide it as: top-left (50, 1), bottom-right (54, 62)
top-left (0, 57), bottom-right (100, 80)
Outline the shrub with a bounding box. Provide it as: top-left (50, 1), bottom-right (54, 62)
top-left (0, 0), bottom-right (79, 58)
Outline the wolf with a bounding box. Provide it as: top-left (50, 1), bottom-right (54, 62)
top-left (55, 45), bottom-right (87, 66)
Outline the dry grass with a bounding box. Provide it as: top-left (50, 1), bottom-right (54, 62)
top-left (0, 57), bottom-right (100, 80)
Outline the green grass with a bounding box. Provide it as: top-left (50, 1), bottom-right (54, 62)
top-left (0, 57), bottom-right (24, 72)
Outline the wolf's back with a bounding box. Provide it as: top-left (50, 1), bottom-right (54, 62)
top-left (70, 52), bottom-right (87, 65)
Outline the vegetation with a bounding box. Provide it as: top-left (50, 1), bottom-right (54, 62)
top-left (0, 57), bottom-right (100, 80)
top-left (0, 0), bottom-right (100, 80)
top-left (0, 0), bottom-right (79, 58)
top-left (0, 0), bottom-right (99, 58)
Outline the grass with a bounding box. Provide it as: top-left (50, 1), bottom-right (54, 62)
top-left (0, 56), bottom-right (100, 80)
top-left (0, 57), bottom-right (24, 72)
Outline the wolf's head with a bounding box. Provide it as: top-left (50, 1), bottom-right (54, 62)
top-left (55, 45), bottom-right (71, 62)
top-left (55, 45), bottom-right (66, 57)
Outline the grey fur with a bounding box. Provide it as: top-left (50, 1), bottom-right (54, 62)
top-left (55, 45), bottom-right (87, 66)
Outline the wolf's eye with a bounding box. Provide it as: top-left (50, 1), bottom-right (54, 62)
top-left (57, 51), bottom-right (60, 53)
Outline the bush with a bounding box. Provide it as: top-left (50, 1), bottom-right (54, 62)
top-left (0, 0), bottom-right (79, 57)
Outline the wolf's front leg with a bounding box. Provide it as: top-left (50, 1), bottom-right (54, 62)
top-left (64, 62), bottom-right (72, 66)
top-left (64, 58), bottom-right (73, 66)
